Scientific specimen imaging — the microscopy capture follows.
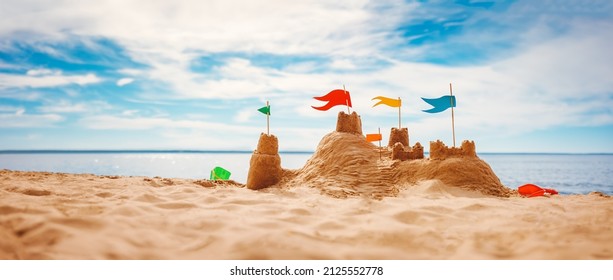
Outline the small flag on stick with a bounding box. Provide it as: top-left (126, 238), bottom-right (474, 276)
top-left (366, 128), bottom-right (383, 159)
top-left (372, 96), bottom-right (402, 128)
top-left (372, 96), bottom-right (401, 107)
top-left (422, 83), bottom-right (457, 146)
top-left (257, 104), bottom-right (270, 115)
top-left (366, 133), bottom-right (382, 142)
top-left (421, 95), bottom-right (456, 113)
top-left (257, 101), bottom-right (271, 135)
top-left (210, 166), bottom-right (231, 180)
top-left (312, 89), bottom-right (352, 111)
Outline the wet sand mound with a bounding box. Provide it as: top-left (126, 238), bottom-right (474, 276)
top-left (288, 132), bottom-right (398, 198)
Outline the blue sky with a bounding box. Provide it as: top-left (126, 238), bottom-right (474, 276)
top-left (0, 0), bottom-right (612, 153)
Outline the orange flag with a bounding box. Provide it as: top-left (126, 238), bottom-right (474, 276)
top-left (366, 133), bottom-right (382, 142)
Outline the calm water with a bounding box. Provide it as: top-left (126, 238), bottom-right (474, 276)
top-left (0, 152), bottom-right (611, 195)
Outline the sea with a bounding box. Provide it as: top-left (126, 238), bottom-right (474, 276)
top-left (0, 151), bottom-right (611, 195)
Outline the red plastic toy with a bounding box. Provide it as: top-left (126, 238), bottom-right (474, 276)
top-left (518, 183), bottom-right (558, 197)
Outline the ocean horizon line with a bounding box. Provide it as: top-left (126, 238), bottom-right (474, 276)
top-left (1, 150), bottom-right (612, 156)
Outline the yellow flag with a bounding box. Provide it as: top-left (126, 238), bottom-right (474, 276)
top-left (372, 96), bottom-right (401, 107)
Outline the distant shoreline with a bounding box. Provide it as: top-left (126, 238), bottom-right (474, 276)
top-left (1, 150), bottom-right (612, 155)
top-left (0, 150), bottom-right (311, 154)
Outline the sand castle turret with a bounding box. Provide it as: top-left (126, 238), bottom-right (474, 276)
top-left (388, 127), bottom-right (408, 148)
top-left (246, 133), bottom-right (282, 190)
top-left (429, 140), bottom-right (476, 160)
top-left (336, 111), bottom-right (362, 134)
top-left (387, 127), bottom-right (423, 160)
top-left (392, 142), bottom-right (424, 160)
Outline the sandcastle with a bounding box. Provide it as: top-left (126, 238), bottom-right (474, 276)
top-left (429, 140), bottom-right (476, 160)
top-left (388, 127), bottom-right (409, 147)
top-left (336, 111), bottom-right (362, 134)
top-left (386, 127), bottom-right (424, 160)
top-left (246, 133), bottom-right (282, 190)
top-left (392, 142), bottom-right (424, 160)
top-left (245, 110), bottom-right (508, 197)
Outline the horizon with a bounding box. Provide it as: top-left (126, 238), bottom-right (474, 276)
top-left (1, 149), bottom-right (612, 155)
top-left (1, 1), bottom-right (612, 153)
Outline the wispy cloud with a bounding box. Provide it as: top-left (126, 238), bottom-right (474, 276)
top-left (116, 77), bottom-right (134, 87)
top-left (79, 114), bottom-right (260, 132)
top-left (0, 112), bottom-right (64, 127)
top-left (0, 70), bottom-right (101, 89)
top-left (37, 100), bottom-right (112, 114)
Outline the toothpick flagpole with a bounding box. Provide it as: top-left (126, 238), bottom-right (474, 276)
top-left (449, 83), bottom-right (456, 147)
top-left (266, 100), bottom-right (270, 136)
top-left (378, 127), bottom-right (382, 160)
top-left (343, 84), bottom-right (350, 114)
top-left (398, 97), bottom-right (401, 129)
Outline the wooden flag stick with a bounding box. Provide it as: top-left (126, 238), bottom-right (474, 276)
top-left (398, 97), bottom-right (401, 129)
top-left (343, 84), bottom-right (350, 114)
top-left (266, 100), bottom-right (270, 136)
top-left (378, 127), bottom-right (382, 160)
top-left (449, 83), bottom-right (456, 147)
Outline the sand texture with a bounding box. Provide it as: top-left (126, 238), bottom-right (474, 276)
top-left (1, 170), bottom-right (612, 260)
top-left (1, 131), bottom-right (612, 259)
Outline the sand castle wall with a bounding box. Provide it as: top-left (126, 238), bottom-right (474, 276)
top-left (429, 140), bottom-right (477, 160)
top-left (246, 133), bottom-right (282, 190)
top-left (388, 127), bottom-right (409, 148)
top-left (391, 142), bottom-right (424, 161)
top-left (336, 111), bottom-right (362, 135)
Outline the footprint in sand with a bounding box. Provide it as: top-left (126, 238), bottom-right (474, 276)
top-left (288, 208), bottom-right (311, 216)
top-left (155, 202), bottom-right (197, 209)
top-left (317, 220), bottom-right (345, 230)
top-left (393, 210), bottom-right (421, 224)
top-left (18, 188), bottom-right (52, 196)
top-left (95, 192), bottom-right (114, 198)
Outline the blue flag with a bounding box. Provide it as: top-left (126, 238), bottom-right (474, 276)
top-left (422, 95), bottom-right (456, 113)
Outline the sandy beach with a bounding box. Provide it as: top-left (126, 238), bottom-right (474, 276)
top-left (1, 166), bottom-right (612, 259)
top-left (2, 118), bottom-right (612, 260)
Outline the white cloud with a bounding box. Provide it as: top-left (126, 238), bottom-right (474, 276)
top-left (0, 72), bottom-right (102, 89)
top-left (234, 109), bottom-right (255, 123)
top-left (0, 112), bottom-right (64, 127)
top-left (0, 105), bottom-right (22, 112)
top-left (1, 0), bottom-right (611, 151)
top-left (330, 58), bottom-right (358, 70)
top-left (79, 114), bottom-right (260, 132)
top-left (121, 110), bottom-right (139, 116)
top-left (0, 90), bottom-right (42, 101)
top-left (76, 113), bottom-right (331, 150)
top-left (0, 0), bottom-right (411, 99)
top-left (26, 68), bottom-right (61, 76)
top-left (116, 77), bottom-right (134, 87)
top-left (0, 61), bottom-right (19, 70)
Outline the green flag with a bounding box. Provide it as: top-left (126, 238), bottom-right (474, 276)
top-left (258, 105), bottom-right (270, 115)
top-left (210, 166), bottom-right (231, 180)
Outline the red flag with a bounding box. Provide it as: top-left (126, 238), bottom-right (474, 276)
top-left (312, 89), bottom-right (352, 111)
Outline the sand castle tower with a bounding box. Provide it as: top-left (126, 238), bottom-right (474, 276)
top-left (388, 127), bottom-right (409, 147)
top-left (246, 133), bottom-right (282, 190)
top-left (336, 111), bottom-right (362, 134)
top-left (387, 127), bottom-right (424, 160)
